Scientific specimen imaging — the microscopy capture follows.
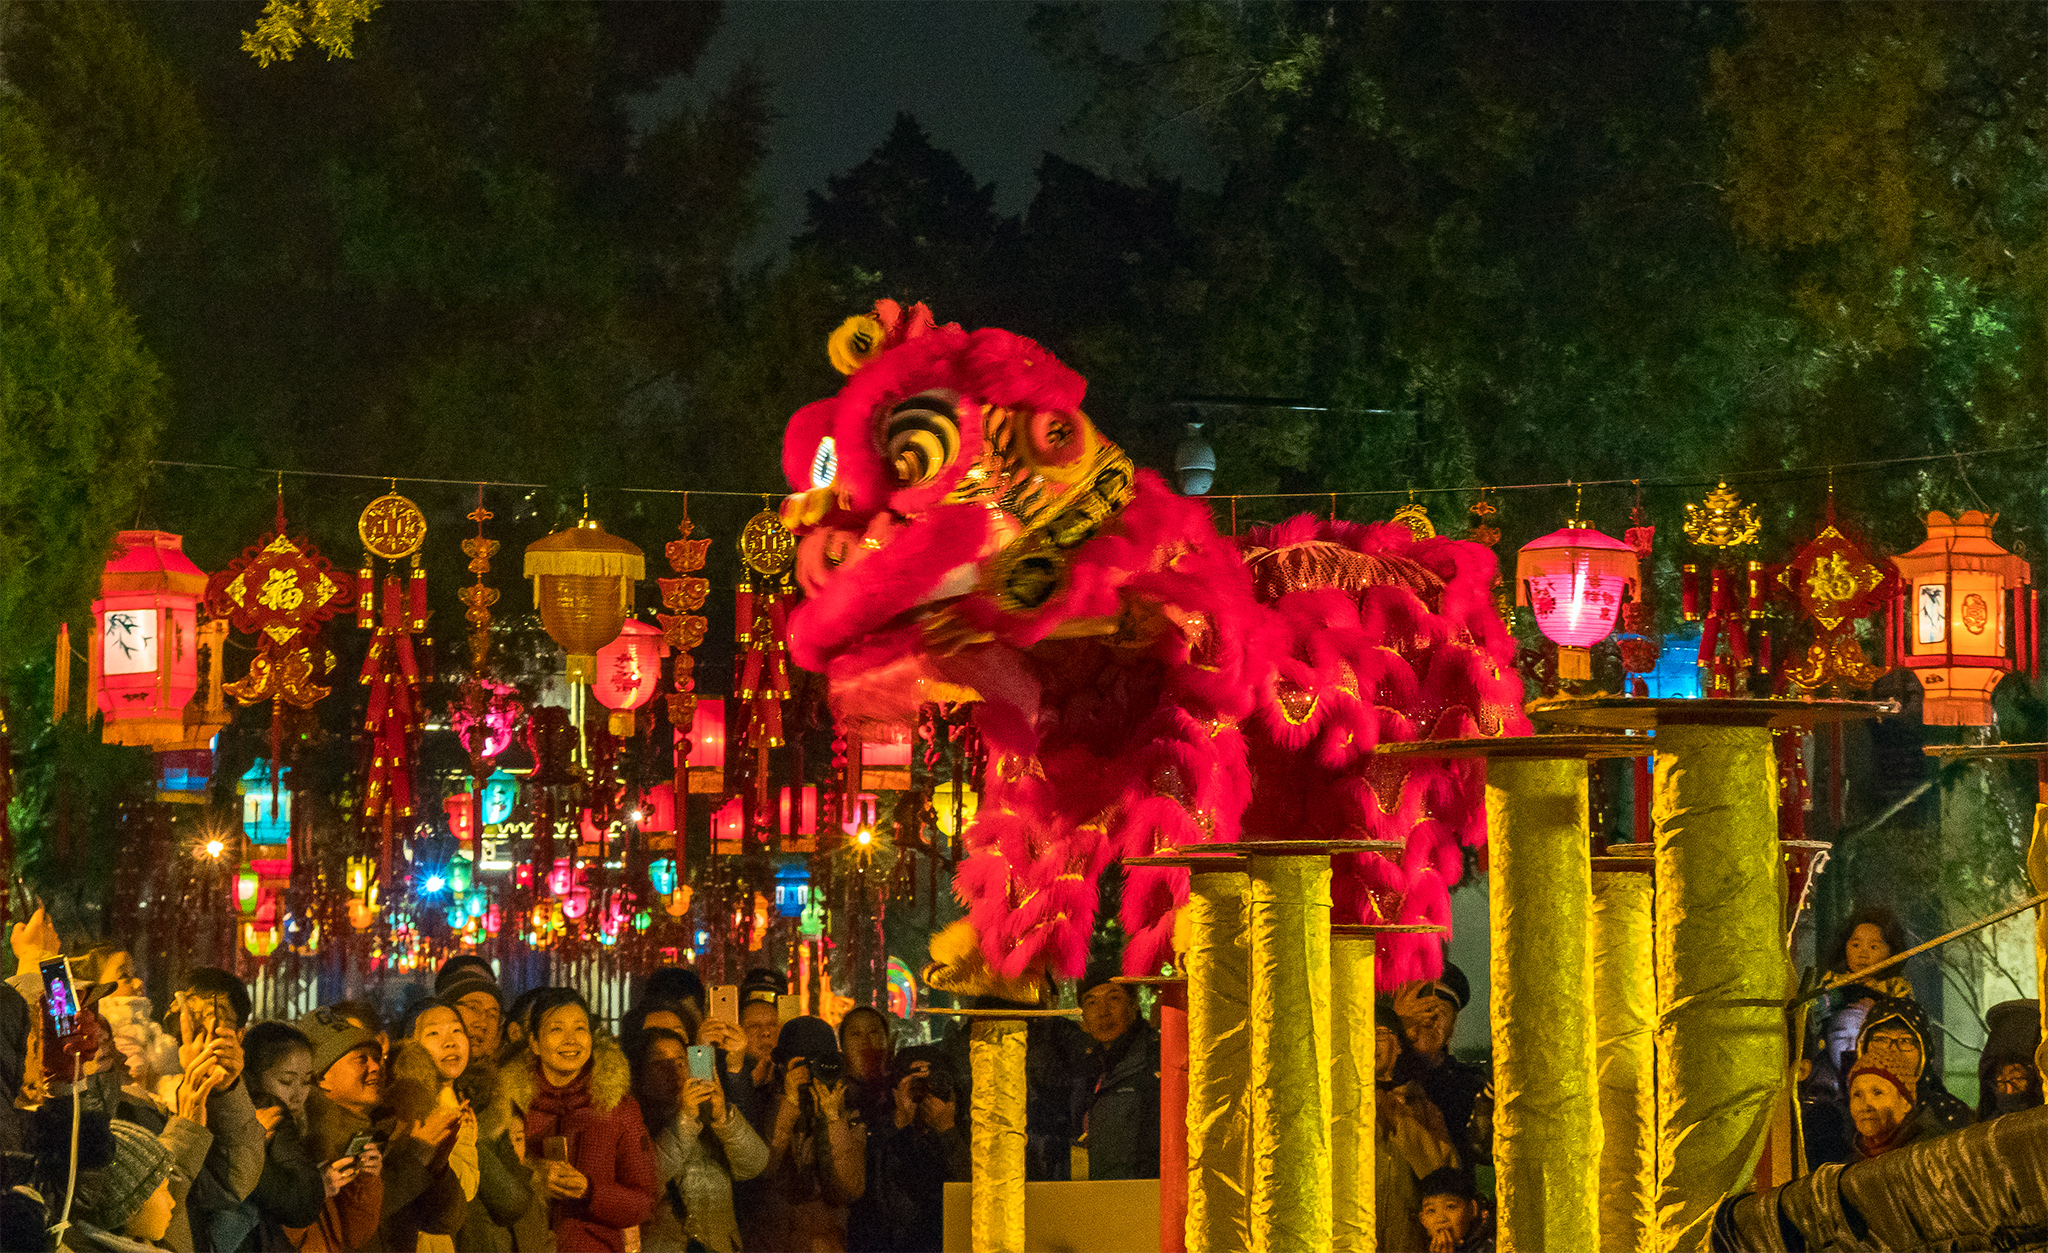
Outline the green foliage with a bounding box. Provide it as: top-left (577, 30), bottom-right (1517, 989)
top-left (0, 99), bottom-right (164, 671)
top-left (242, 0), bottom-right (380, 68)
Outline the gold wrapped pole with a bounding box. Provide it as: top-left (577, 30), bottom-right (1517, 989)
top-left (1653, 725), bottom-right (1785, 1253)
top-left (1593, 867), bottom-right (1656, 1253)
top-left (2031, 802), bottom-right (2048, 1077)
top-left (1248, 853), bottom-right (1332, 1253)
top-left (1487, 757), bottom-right (1599, 1253)
top-left (1185, 868), bottom-right (1252, 1253)
top-left (1330, 934), bottom-right (1376, 1253)
top-left (968, 1018), bottom-right (1028, 1253)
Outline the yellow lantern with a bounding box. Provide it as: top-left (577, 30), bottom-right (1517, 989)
top-left (931, 780), bottom-right (979, 838)
top-left (1890, 510), bottom-right (2036, 726)
top-left (347, 899), bottom-right (377, 931)
top-left (524, 518), bottom-right (645, 683)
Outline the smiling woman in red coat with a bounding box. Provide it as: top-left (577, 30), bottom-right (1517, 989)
top-left (504, 988), bottom-right (657, 1253)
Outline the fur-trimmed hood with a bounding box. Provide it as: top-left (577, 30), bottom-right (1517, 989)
top-left (381, 1039), bottom-right (514, 1139)
top-left (501, 1032), bottom-right (631, 1115)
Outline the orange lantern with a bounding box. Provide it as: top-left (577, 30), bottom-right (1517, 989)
top-left (859, 724), bottom-right (913, 791)
top-left (444, 792), bottom-right (476, 844)
top-left (1890, 510), bottom-right (2036, 726)
top-left (712, 795), bottom-right (745, 855)
top-left (242, 922), bottom-right (280, 957)
top-left (1516, 521), bottom-right (1639, 681)
top-left (524, 518), bottom-right (644, 683)
top-left (91, 531), bottom-right (209, 746)
top-left (592, 618), bottom-right (667, 734)
top-left (634, 782), bottom-right (676, 833)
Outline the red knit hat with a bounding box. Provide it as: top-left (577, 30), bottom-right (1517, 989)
top-left (1847, 1060), bottom-right (1915, 1106)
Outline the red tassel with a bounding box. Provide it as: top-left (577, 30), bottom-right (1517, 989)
top-left (1757, 628), bottom-right (1772, 676)
top-left (1682, 565), bottom-right (1700, 620)
top-left (2030, 589), bottom-right (2040, 678)
top-left (1698, 616), bottom-right (1720, 667)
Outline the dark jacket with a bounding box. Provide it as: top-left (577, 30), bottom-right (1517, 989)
top-left (244, 1110), bottom-right (325, 1251)
top-left (504, 1037), bottom-right (657, 1253)
top-left (1024, 1018), bottom-right (1089, 1180)
top-left (1075, 1021), bottom-right (1160, 1180)
top-left (298, 1091), bottom-right (386, 1253)
top-left (374, 1041), bottom-right (474, 1251)
top-left (849, 1117), bottom-right (970, 1252)
top-left (451, 1055), bottom-right (537, 1253)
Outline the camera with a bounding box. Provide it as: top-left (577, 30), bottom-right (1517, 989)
top-left (910, 1067), bottom-right (954, 1105)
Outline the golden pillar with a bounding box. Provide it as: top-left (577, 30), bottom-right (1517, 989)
top-left (2030, 800), bottom-right (2048, 1077)
top-left (1329, 932), bottom-right (1376, 1253)
top-left (968, 1016), bottom-right (1028, 1253)
top-left (1185, 867), bottom-right (1252, 1253)
top-left (1247, 852), bottom-right (1333, 1253)
top-left (1592, 861), bottom-right (1656, 1253)
top-left (1651, 724), bottom-right (1784, 1253)
top-left (1488, 757), bottom-right (1600, 1253)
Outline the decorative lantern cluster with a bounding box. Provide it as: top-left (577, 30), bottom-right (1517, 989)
top-left (1516, 516), bottom-right (1640, 682)
top-left (1890, 510), bottom-right (2037, 726)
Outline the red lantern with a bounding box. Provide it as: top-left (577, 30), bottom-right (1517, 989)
top-left (779, 785), bottom-right (818, 852)
top-left (859, 725), bottom-right (914, 791)
top-left (443, 793), bottom-right (476, 844)
top-left (634, 782), bottom-right (675, 833)
top-left (592, 618), bottom-right (667, 734)
top-left (1516, 522), bottom-right (1640, 681)
top-left (678, 698), bottom-right (726, 793)
top-left (712, 796), bottom-right (745, 855)
top-left (91, 532), bottom-right (207, 747)
top-left (1890, 510), bottom-right (2036, 726)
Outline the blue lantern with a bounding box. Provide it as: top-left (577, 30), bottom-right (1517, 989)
top-left (238, 759), bottom-right (292, 845)
top-left (448, 855), bottom-right (474, 895)
top-left (480, 769), bottom-right (519, 827)
top-left (648, 857), bottom-right (678, 898)
top-left (446, 906), bottom-right (467, 929)
top-left (466, 891), bottom-right (487, 920)
top-left (773, 861), bottom-right (810, 920)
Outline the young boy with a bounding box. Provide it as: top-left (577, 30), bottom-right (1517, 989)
top-left (1416, 1167), bottom-right (1495, 1253)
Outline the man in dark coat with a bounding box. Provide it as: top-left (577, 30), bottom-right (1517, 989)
top-left (1072, 964), bottom-right (1159, 1180)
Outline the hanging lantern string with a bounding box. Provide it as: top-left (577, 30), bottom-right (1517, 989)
top-left (146, 435), bottom-right (2046, 504)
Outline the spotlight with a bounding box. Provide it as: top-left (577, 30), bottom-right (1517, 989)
top-left (204, 839), bottom-right (225, 859)
top-left (855, 827), bottom-right (873, 846)
top-left (424, 874), bottom-right (446, 893)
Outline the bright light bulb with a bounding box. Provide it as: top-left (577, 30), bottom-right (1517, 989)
top-left (855, 827), bottom-right (873, 846)
top-left (629, 810), bottom-right (644, 823)
top-left (424, 875), bottom-right (445, 893)
top-left (204, 839), bottom-right (225, 858)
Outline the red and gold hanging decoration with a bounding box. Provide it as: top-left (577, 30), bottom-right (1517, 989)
top-left (206, 499), bottom-right (353, 763)
top-left (659, 502), bottom-right (712, 885)
top-left (1680, 480), bottom-right (1766, 696)
top-left (735, 507), bottom-right (796, 810)
top-left (1776, 497), bottom-right (1897, 694)
top-left (353, 491), bottom-right (431, 880)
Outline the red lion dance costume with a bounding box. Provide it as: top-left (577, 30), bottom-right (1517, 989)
top-left (779, 302), bottom-right (1527, 989)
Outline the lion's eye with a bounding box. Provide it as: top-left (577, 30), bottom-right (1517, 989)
top-left (883, 395), bottom-right (960, 487)
top-left (809, 436), bottom-right (838, 490)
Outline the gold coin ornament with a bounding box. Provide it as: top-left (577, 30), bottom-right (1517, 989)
top-left (739, 509), bottom-right (798, 579)
top-left (1390, 502), bottom-right (1436, 540)
top-left (358, 492), bottom-right (428, 560)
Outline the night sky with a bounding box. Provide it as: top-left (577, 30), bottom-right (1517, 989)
top-left (649, 1), bottom-right (1174, 261)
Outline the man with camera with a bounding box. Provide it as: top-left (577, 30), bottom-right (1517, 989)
top-left (849, 1044), bottom-right (967, 1252)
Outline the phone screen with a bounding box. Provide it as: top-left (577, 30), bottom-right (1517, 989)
top-left (710, 985), bottom-right (739, 1027)
top-left (686, 1045), bottom-right (716, 1082)
top-left (39, 957), bottom-right (78, 1037)
top-left (543, 1135), bottom-right (568, 1162)
top-left (343, 1130), bottom-right (374, 1160)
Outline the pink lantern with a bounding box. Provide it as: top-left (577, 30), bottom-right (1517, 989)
top-left (1516, 522), bottom-right (1639, 681)
top-left (562, 885), bottom-right (593, 920)
top-left (592, 618), bottom-right (667, 734)
top-left (860, 725), bottom-right (913, 791)
top-left (91, 531), bottom-right (207, 747)
top-left (547, 857), bottom-right (575, 897)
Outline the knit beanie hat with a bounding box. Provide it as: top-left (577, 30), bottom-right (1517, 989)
top-left (296, 1006), bottom-right (379, 1078)
top-left (434, 954), bottom-right (496, 997)
top-left (437, 972), bottom-right (504, 1013)
top-left (1846, 1060), bottom-right (1915, 1107)
top-left (1078, 961), bottom-right (1124, 1002)
top-left (81, 1119), bottom-right (173, 1231)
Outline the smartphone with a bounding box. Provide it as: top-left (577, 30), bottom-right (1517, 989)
top-left (710, 985), bottom-right (739, 1027)
top-left (543, 1135), bottom-right (568, 1163)
top-left (686, 1045), bottom-right (716, 1082)
top-left (776, 993), bottom-right (800, 1025)
top-left (39, 956), bottom-right (79, 1038)
top-left (343, 1130), bottom-right (375, 1160)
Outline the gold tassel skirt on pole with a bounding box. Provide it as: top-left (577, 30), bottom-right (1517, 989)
top-left (1330, 934), bottom-right (1376, 1253)
top-left (1653, 725), bottom-right (1785, 1253)
top-left (969, 1018), bottom-right (1028, 1253)
top-left (1185, 868), bottom-right (1251, 1253)
top-left (1593, 867), bottom-right (1656, 1253)
top-left (1487, 757), bottom-right (1599, 1253)
top-left (1248, 853), bottom-right (1332, 1253)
